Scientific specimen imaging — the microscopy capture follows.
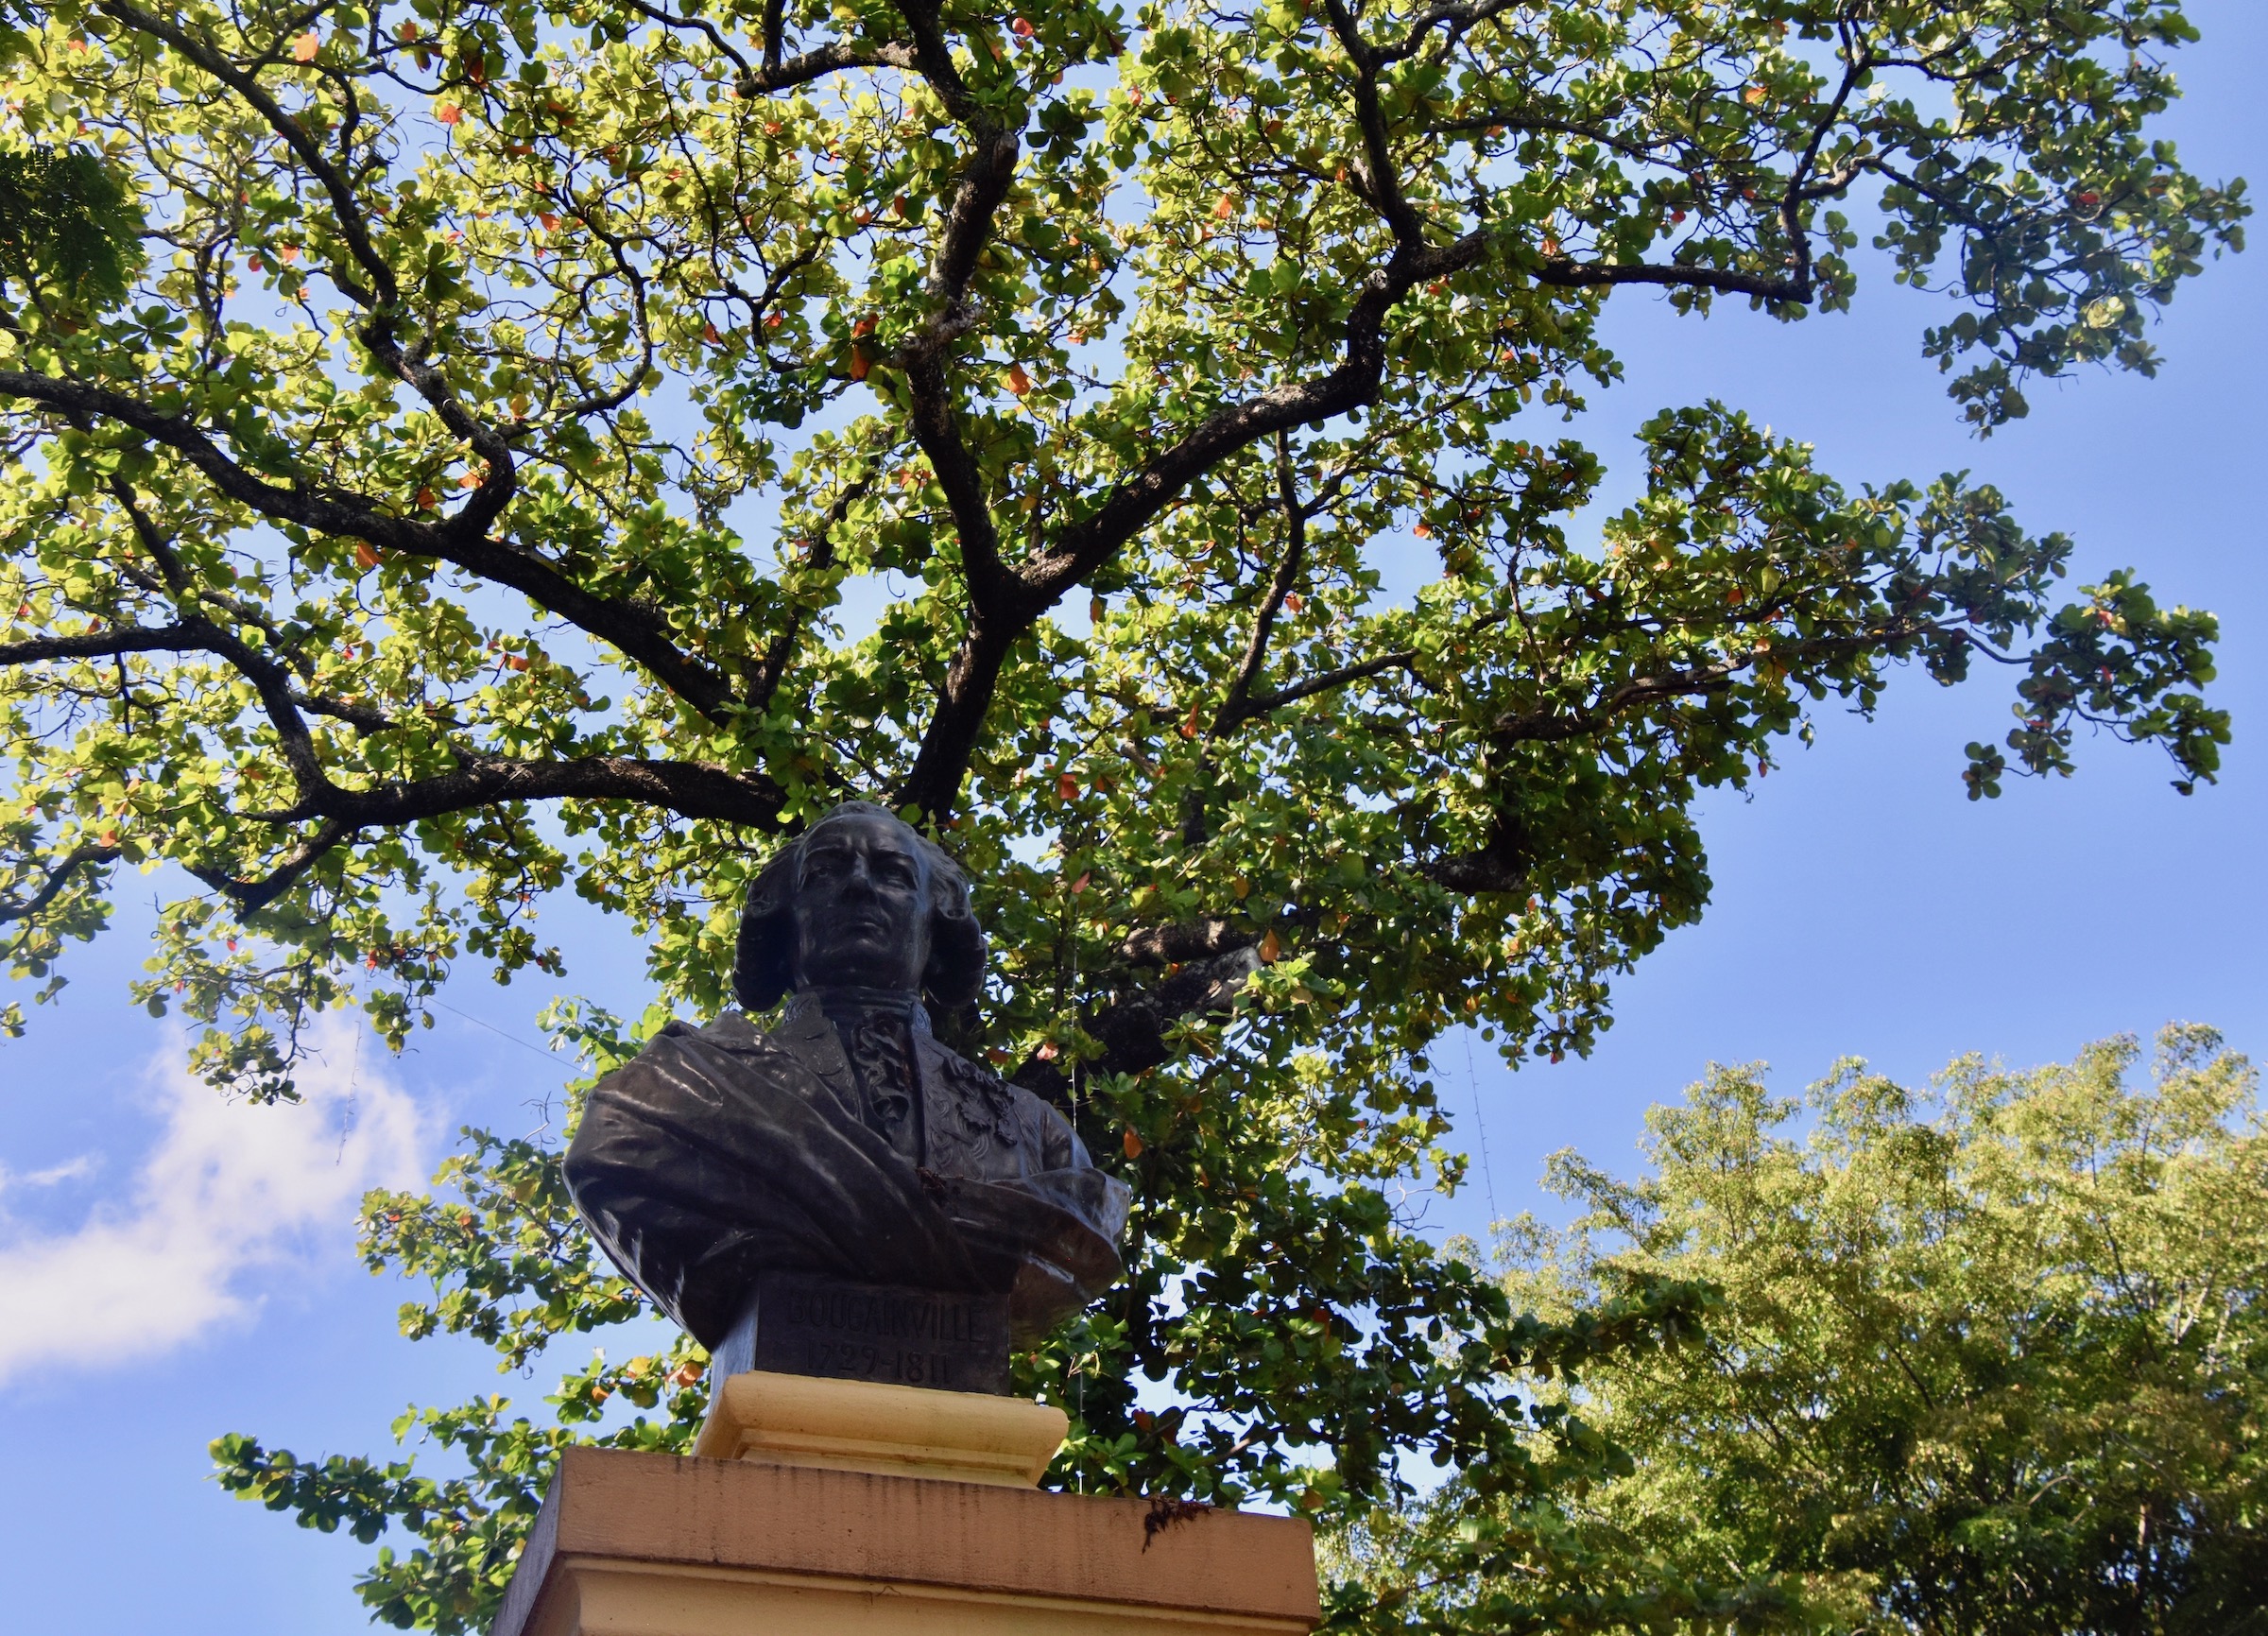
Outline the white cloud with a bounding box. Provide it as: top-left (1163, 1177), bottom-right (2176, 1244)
top-left (0, 1153), bottom-right (99, 1193)
top-left (0, 1017), bottom-right (429, 1384)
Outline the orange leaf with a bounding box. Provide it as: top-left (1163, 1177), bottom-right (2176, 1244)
top-left (1071, 870), bottom-right (1091, 895)
top-left (539, 212), bottom-right (560, 232)
top-left (1282, 592), bottom-right (1304, 612)
top-left (1057, 772), bottom-right (1079, 800)
top-left (1012, 16), bottom-right (1035, 36)
top-left (1213, 193), bottom-right (1234, 220)
top-left (851, 315), bottom-right (877, 338)
top-left (437, 102), bottom-right (463, 125)
top-left (415, 487), bottom-right (438, 509)
top-left (293, 31), bottom-right (318, 61)
top-left (703, 321), bottom-right (721, 344)
top-left (1005, 362), bottom-right (1032, 396)
top-left (1123, 1128), bottom-right (1144, 1159)
top-left (1259, 928), bottom-right (1281, 963)
top-left (1180, 701), bottom-right (1201, 739)
top-left (354, 542), bottom-right (381, 569)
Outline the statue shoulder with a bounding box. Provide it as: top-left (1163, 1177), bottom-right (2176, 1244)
top-left (928, 1043), bottom-right (1086, 1169)
top-left (588, 1010), bottom-right (831, 1104)
top-left (644, 1008), bottom-right (823, 1059)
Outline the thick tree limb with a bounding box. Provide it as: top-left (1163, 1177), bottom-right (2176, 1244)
top-left (1534, 254), bottom-right (1807, 302)
top-left (1120, 919), bottom-right (1259, 966)
top-left (0, 624), bottom-right (211, 665)
top-left (890, 0), bottom-right (1022, 617)
top-left (255, 751), bottom-right (785, 832)
top-left (896, 228), bottom-right (1493, 818)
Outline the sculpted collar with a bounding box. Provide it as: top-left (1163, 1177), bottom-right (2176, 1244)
top-left (783, 986), bottom-right (934, 1036)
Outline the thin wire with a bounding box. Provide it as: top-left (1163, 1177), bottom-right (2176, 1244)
top-left (1462, 1026), bottom-right (1502, 1228)
top-left (430, 997), bottom-right (562, 1064)
top-left (334, 1018), bottom-right (362, 1166)
top-left (1067, 889), bottom-right (1085, 1493)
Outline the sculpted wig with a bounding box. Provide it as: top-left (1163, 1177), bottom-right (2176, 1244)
top-left (730, 801), bottom-right (988, 1010)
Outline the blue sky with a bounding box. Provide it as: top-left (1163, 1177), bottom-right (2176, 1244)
top-left (4, 8), bottom-right (2264, 1630)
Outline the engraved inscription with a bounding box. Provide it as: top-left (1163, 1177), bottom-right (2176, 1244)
top-left (745, 1272), bottom-right (1012, 1395)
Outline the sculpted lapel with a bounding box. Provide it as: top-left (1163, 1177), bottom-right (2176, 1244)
top-left (766, 1005), bottom-right (863, 1128)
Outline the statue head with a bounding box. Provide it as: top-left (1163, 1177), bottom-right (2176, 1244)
top-left (732, 801), bottom-right (986, 1010)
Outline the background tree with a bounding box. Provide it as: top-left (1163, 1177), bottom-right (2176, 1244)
top-left (1345, 1025), bottom-right (2267, 1634)
top-left (0, 0), bottom-right (2243, 1629)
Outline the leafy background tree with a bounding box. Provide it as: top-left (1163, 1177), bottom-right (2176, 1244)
top-left (1342, 1025), bottom-right (2266, 1635)
top-left (0, 0), bottom-right (2247, 1630)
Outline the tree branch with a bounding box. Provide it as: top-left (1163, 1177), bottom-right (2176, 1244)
top-left (0, 369), bottom-right (742, 724)
top-left (185, 818), bottom-right (354, 915)
top-left (93, 5), bottom-right (523, 532)
top-left (1235, 649), bottom-right (1422, 722)
top-left (94, 2), bottom-right (396, 310)
top-left (1533, 253), bottom-right (1807, 302)
top-left (747, 476), bottom-right (868, 712)
top-left (0, 842), bottom-right (121, 924)
top-left (1212, 433), bottom-right (1312, 739)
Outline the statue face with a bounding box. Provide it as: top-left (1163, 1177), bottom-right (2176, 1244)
top-left (790, 810), bottom-right (932, 993)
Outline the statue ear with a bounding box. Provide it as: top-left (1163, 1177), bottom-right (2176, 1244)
top-left (919, 844), bottom-right (987, 1007)
top-left (732, 843), bottom-right (800, 1011)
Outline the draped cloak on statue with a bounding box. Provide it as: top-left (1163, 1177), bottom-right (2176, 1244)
top-left (562, 989), bottom-right (1131, 1350)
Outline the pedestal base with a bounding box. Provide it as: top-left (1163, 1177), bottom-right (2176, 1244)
top-left (692, 1369), bottom-right (1068, 1487)
top-left (489, 1449), bottom-right (1320, 1636)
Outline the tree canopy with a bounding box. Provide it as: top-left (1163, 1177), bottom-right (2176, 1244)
top-left (1341, 1025), bottom-right (2268, 1635)
top-left (0, 0), bottom-right (2246, 1629)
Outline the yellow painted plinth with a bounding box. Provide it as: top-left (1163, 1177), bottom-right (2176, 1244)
top-left (489, 1447), bottom-right (1320, 1636)
top-left (691, 1369), bottom-right (1069, 1487)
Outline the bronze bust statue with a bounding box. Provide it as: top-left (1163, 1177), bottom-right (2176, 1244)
top-left (563, 802), bottom-right (1129, 1392)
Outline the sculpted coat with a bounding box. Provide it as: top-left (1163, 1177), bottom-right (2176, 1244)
top-left (563, 804), bottom-right (1129, 1351)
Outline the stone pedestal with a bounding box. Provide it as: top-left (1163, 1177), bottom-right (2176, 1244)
top-left (490, 1373), bottom-right (1320, 1636)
